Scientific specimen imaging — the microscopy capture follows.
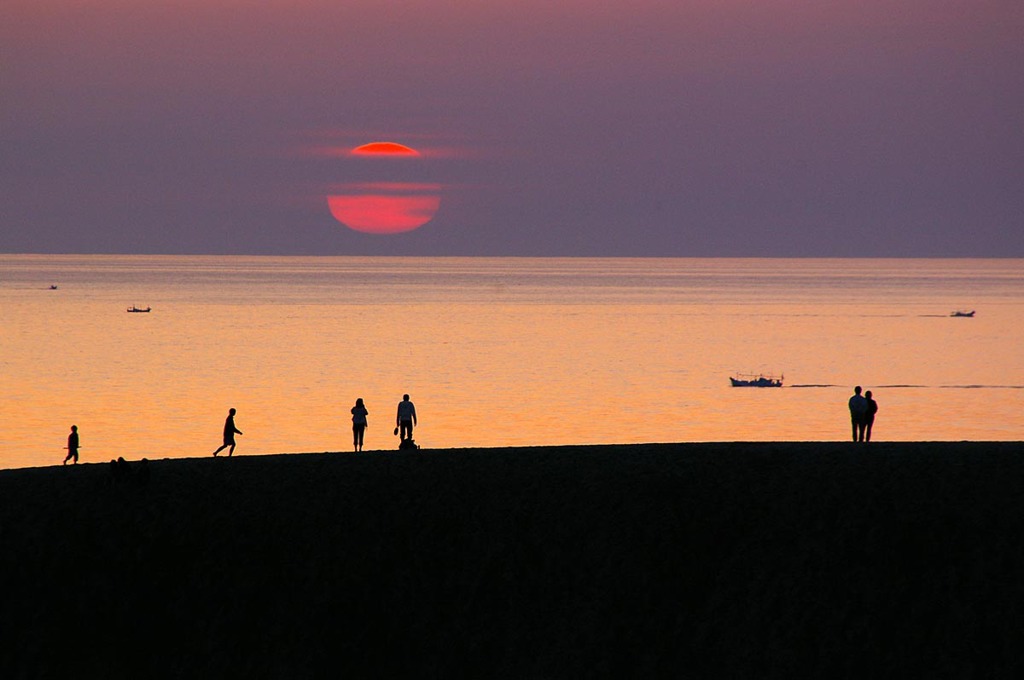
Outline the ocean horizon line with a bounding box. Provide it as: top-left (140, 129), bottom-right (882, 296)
top-left (4, 252), bottom-right (1024, 261)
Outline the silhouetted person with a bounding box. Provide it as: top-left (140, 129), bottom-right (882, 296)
top-left (848, 386), bottom-right (867, 442)
top-left (63, 425), bottom-right (79, 465)
top-left (213, 408), bottom-right (243, 457)
top-left (396, 394), bottom-right (417, 442)
top-left (865, 390), bottom-right (879, 442)
top-left (351, 398), bottom-right (368, 452)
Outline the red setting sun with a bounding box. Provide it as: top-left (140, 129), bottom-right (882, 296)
top-left (350, 142), bottom-right (418, 156)
top-left (328, 186), bottom-right (441, 234)
top-left (328, 142), bottom-right (440, 234)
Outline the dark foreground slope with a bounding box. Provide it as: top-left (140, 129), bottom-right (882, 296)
top-left (2, 442), bottom-right (1024, 678)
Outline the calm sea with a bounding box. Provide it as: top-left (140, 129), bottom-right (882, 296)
top-left (1, 255), bottom-right (1021, 469)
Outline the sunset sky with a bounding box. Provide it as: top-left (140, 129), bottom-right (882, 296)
top-left (3, 0), bottom-right (1022, 257)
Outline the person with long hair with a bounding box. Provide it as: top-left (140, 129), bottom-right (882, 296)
top-left (351, 398), bottom-right (368, 452)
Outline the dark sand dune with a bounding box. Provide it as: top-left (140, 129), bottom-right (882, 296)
top-left (2, 442), bottom-right (1024, 678)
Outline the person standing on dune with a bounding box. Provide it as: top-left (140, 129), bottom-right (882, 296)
top-left (396, 394), bottom-right (417, 442)
top-left (213, 408), bottom-right (243, 457)
top-left (864, 390), bottom-right (879, 442)
top-left (351, 398), bottom-right (368, 452)
top-left (848, 386), bottom-right (867, 442)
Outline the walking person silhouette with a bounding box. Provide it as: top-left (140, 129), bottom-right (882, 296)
top-left (63, 425), bottom-right (79, 465)
top-left (213, 408), bottom-right (243, 457)
top-left (351, 398), bottom-right (368, 452)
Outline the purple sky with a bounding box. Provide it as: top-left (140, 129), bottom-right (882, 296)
top-left (3, 0), bottom-right (1022, 256)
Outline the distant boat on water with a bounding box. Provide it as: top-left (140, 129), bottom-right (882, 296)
top-left (127, 306), bottom-right (151, 313)
top-left (730, 373), bottom-right (783, 388)
top-left (49, 284), bottom-right (58, 290)
top-left (950, 310), bottom-right (975, 317)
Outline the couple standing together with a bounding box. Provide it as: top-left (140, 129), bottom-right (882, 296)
top-left (349, 394), bottom-right (418, 452)
top-left (848, 386), bottom-right (879, 442)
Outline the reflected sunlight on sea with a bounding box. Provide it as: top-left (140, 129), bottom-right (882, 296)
top-left (2, 255), bottom-right (1022, 468)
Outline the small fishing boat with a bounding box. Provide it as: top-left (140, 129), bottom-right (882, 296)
top-left (950, 310), bottom-right (975, 317)
top-left (730, 373), bottom-right (783, 388)
top-left (49, 284), bottom-right (59, 290)
top-left (127, 306), bottom-right (151, 313)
